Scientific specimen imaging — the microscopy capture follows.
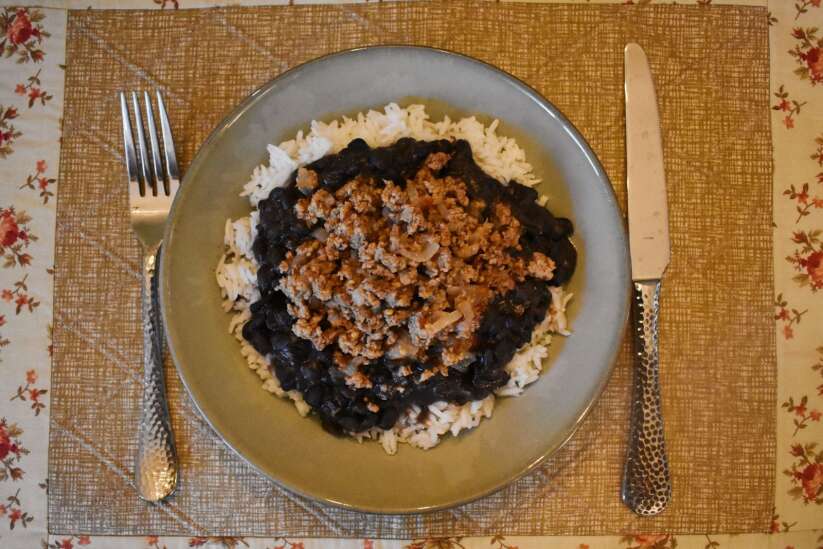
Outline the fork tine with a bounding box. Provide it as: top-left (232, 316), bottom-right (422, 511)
top-left (143, 91), bottom-right (167, 196)
top-left (131, 91), bottom-right (156, 196)
top-left (119, 92), bottom-right (144, 197)
top-left (156, 91), bottom-right (180, 194)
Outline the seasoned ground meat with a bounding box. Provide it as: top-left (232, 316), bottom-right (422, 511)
top-left (243, 138), bottom-right (576, 435)
top-left (283, 161), bottom-right (529, 367)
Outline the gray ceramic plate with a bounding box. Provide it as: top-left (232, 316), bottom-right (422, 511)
top-left (160, 46), bottom-right (630, 513)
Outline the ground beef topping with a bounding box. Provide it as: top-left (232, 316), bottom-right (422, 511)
top-left (242, 137), bottom-right (576, 435)
top-left (279, 156), bottom-right (536, 371)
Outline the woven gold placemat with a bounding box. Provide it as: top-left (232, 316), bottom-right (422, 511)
top-left (49, 1), bottom-right (774, 537)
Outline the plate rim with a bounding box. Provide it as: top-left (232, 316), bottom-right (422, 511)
top-left (160, 44), bottom-right (631, 514)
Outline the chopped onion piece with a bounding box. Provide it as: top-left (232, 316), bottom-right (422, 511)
top-left (456, 300), bottom-right (475, 326)
top-left (398, 240), bottom-right (440, 262)
top-left (426, 310), bottom-right (463, 336)
top-left (386, 332), bottom-right (419, 359)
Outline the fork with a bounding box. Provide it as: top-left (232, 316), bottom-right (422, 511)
top-left (120, 90), bottom-right (180, 502)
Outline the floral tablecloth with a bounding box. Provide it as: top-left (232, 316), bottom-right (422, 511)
top-left (0, 0), bottom-right (821, 548)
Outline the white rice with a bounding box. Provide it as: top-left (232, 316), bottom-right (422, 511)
top-left (216, 103), bottom-right (571, 455)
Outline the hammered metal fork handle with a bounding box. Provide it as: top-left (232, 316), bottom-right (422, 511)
top-left (135, 245), bottom-right (178, 501)
top-left (622, 280), bottom-right (671, 516)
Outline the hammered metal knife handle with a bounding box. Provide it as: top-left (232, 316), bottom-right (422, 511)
top-left (135, 246), bottom-right (178, 501)
top-left (622, 280), bottom-right (671, 515)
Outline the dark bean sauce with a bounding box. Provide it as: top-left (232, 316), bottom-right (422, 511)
top-left (242, 138), bottom-right (576, 434)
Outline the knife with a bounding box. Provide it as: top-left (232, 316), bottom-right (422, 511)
top-left (621, 43), bottom-right (672, 516)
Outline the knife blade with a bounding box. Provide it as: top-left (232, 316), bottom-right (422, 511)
top-left (621, 42), bottom-right (672, 517)
top-left (625, 42), bottom-right (670, 281)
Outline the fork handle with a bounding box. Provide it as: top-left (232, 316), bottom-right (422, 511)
top-left (135, 245), bottom-right (178, 501)
top-left (621, 280), bottom-right (671, 515)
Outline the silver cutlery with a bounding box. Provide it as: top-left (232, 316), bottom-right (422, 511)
top-left (120, 90), bottom-right (180, 502)
top-left (621, 43), bottom-right (672, 516)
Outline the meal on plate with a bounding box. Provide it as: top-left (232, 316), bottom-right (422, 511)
top-left (216, 104), bottom-right (576, 454)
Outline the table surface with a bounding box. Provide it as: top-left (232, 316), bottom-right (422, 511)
top-left (0, 0), bottom-right (821, 548)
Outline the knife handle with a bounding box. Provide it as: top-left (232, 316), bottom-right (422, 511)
top-left (622, 280), bottom-right (671, 516)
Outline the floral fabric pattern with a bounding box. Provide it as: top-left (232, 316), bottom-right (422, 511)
top-left (785, 443), bottom-right (823, 504)
top-left (0, 0), bottom-right (819, 548)
top-left (789, 26), bottom-right (823, 85)
top-left (772, 0), bottom-right (823, 533)
top-left (15, 69), bottom-right (53, 108)
top-left (787, 230), bottom-right (823, 290)
top-left (0, 105), bottom-right (21, 158)
top-left (0, 7), bottom-right (48, 63)
top-left (773, 84), bottom-right (806, 128)
top-left (0, 5), bottom-right (64, 548)
top-left (0, 208), bottom-right (36, 268)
